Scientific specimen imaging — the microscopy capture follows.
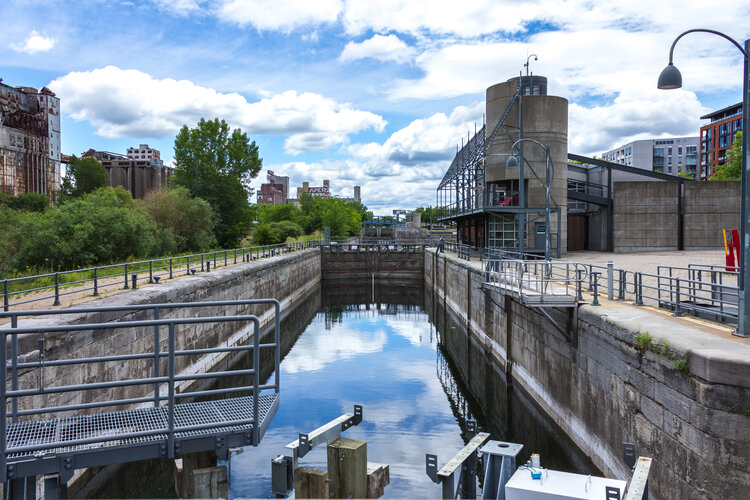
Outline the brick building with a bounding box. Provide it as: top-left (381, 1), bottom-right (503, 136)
top-left (257, 170), bottom-right (290, 205)
top-left (0, 80), bottom-right (61, 201)
top-left (699, 102), bottom-right (743, 181)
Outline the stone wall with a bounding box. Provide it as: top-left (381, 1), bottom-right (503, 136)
top-left (425, 249), bottom-right (750, 500)
top-left (613, 180), bottom-right (740, 252)
top-left (321, 247), bottom-right (424, 284)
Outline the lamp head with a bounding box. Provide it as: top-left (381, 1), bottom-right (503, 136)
top-left (506, 155), bottom-right (519, 168)
top-left (657, 62), bottom-right (683, 90)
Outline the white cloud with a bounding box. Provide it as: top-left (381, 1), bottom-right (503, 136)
top-left (340, 34), bottom-right (416, 64)
top-left (216, 0), bottom-right (342, 30)
top-left (151, 0), bottom-right (202, 15)
top-left (10, 31), bottom-right (56, 54)
top-left (48, 66), bottom-right (386, 154)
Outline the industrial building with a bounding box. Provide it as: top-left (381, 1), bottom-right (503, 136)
top-left (297, 180), bottom-right (331, 198)
top-left (0, 79), bottom-right (62, 201)
top-left (82, 145), bottom-right (171, 199)
top-left (437, 75), bottom-right (568, 255)
top-left (699, 102), bottom-right (743, 180)
top-left (600, 137), bottom-right (698, 178)
top-left (257, 170), bottom-right (290, 205)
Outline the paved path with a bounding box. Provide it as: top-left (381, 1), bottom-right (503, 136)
top-left (565, 249), bottom-right (727, 275)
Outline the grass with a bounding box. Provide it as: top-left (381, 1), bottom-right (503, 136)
top-left (635, 329), bottom-right (690, 374)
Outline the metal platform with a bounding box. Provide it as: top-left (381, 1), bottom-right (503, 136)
top-left (484, 260), bottom-right (585, 308)
top-left (1, 300), bottom-right (283, 487)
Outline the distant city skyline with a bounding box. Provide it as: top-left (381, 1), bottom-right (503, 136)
top-left (1, 0), bottom-right (748, 211)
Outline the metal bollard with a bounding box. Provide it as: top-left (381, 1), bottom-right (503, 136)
top-left (93, 268), bottom-right (99, 297)
top-left (591, 272), bottom-right (601, 306)
top-left (169, 258), bottom-right (173, 279)
top-left (201, 255), bottom-right (205, 272)
top-left (225, 250), bottom-right (228, 266)
top-left (124, 263), bottom-right (129, 289)
top-left (607, 259), bottom-right (614, 300)
top-left (234, 250), bottom-right (237, 264)
top-left (149, 261), bottom-right (154, 284)
top-left (54, 273), bottom-right (61, 306)
top-left (207, 261), bottom-right (211, 272)
top-left (131, 274), bottom-right (138, 289)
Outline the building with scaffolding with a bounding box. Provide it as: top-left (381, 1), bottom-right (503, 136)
top-left (437, 76), bottom-right (568, 255)
top-left (0, 80), bottom-right (61, 201)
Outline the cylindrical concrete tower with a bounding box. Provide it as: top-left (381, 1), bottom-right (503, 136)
top-left (484, 76), bottom-right (568, 253)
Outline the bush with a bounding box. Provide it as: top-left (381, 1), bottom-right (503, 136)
top-left (269, 220), bottom-right (304, 241)
top-left (13, 188), bottom-right (163, 270)
top-left (5, 192), bottom-right (49, 212)
top-left (251, 223), bottom-right (282, 245)
top-left (139, 187), bottom-right (216, 252)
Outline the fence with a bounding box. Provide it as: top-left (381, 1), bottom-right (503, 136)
top-left (2, 240), bottom-right (322, 311)
top-left (484, 259), bottom-right (586, 307)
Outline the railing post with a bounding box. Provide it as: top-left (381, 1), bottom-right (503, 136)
top-left (635, 273), bottom-right (644, 306)
top-left (167, 322), bottom-right (175, 458)
top-left (618, 270), bottom-right (626, 300)
top-left (149, 261), bottom-right (154, 284)
top-left (3, 280), bottom-right (8, 311)
top-left (225, 250), bottom-right (228, 266)
top-left (201, 254), bottom-right (205, 272)
top-left (10, 316), bottom-right (18, 423)
top-left (253, 319), bottom-right (261, 445)
top-left (124, 264), bottom-right (129, 289)
top-left (93, 268), bottom-right (99, 296)
top-left (234, 250), bottom-right (237, 264)
top-left (674, 279), bottom-right (682, 316)
top-left (588, 265), bottom-right (594, 291)
top-left (214, 251), bottom-right (217, 268)
top-left (592, 272), bottom-right (601, 306)
top-left (153, 308), bottom-right (160, 408)
top-left (607, 259), bottom-right (614, 300)
top-left (53, 272), bottom-right (61, 306)
top-left (576, 269), bottom-right (584, 301)
top-left (0, 327), bottom-right (7, 483)
top-left (169, 258), bottom-right (173, 279)
top-left (186, 256), bottom-right (191, 275)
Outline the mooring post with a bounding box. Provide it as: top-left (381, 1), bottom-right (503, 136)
top-left (327, 438), bottom-right (367, 499)
top-left (295, 468), bottom-right (329, 499)
top-left (93, 268), bottom-right (99, 296)
top-left (149, 261), bottom-right (154, 284)
top-left (131, 274), bottom-right (138, 290)
top-left (607, 259), bottom-right (614, 300)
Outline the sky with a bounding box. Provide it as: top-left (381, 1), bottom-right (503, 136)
top-left (1, 0), bottom-right (749, 214)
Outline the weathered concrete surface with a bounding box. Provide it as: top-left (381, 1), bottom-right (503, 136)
top-left (426, 249), bottom-right (750, 500)
top-left (321, 247), bottom-right (424, 284)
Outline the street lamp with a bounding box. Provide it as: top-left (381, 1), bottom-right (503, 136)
top-left (658, 29), bottom-right (749, 337)
top-left (507, 139), bottom-right (554, 261)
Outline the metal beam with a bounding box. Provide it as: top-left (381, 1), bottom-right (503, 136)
top-left (568, 153), bottom-right (687, 183)
top-left (567, 190), bottom-right (610, 206)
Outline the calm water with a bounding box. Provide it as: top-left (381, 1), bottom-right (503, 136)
top-left (92, 282), bottom-right (596, 498)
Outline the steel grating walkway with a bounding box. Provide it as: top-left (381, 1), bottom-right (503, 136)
top-left (6, 393), bottom-right (279, 459)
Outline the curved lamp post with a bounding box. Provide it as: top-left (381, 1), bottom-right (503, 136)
top-left (507, 139), bottom-right (553, 262)
top-left (658, 29), bottom-right (749, 337)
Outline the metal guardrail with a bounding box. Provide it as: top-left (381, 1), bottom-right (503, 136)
top-left (0, 300), bottom-right (281, 485)
top-left (323, 243), bottom-right (428, 252)
top-left (440, 244), bottom-right (741, 323)
top-left (2, 241), bottom-right (323, 311)
top-left (484, 259), bottom-right (587, 307)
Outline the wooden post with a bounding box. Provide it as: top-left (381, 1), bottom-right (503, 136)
top-left (294, 467), bottom-right (329, 499)
top-left (366, 463), bottom-right (390, 498)
top-left (327, 438), bottom-right (367, 498)
top-left (174, 451), bottom-right (215, 498)
top-left (193, 466), bottom-right (228, 499)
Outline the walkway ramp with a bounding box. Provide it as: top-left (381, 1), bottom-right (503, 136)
top-left (484, 259), bottom-right (584, 308)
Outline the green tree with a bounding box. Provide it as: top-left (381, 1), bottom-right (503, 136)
top-left (139, 187), bottom-right (216, 252)
top-left (0, 206), bottom-right (24, 276)
top-left (14, 187), bottom-right (162, 270)
top-left (61, 155), bottom-right (108, 198)
top-left (172, 118), bottom-right (262, 247)
top-left (251, 223), bottom-right (282, 245)
top-left (677, 167), bottom-right (695, 180)
top-left (711, 131), bottom-right (742, 181)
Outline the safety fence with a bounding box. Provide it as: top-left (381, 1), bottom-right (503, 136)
top-left (0, 299), bottom-right (281, 483)
top-left (2, 240), bottom-right (323, 311)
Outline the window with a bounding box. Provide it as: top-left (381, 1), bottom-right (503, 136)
top-left (488, 214), bottom-right (517, 249)
top-left (668, 147), bottom-right (672, 155)
top-left (686, 146), bottom-right (697, 155)
top-left (653, 148), bottom-right (664, 156)
top-left (678, 146), bottom-right (682, 155)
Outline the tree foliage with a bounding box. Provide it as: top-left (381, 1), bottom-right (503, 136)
top-left (139, 187), bottom-right (216, 252)
top-left (172, 118), bottom-right (262, 247)
top-left (0, 192), bottom-right (49, 212)
top-left (711, 131), bottom-right (742, 181)
top-left (61, 155), bottom-right (108, 198)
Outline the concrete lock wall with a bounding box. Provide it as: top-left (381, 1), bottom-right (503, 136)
top-left (425, 249), bottom-right (750, 500)
top-left (614, 180), bottom-right (740, 252)
top-left (321, 248), bottom-right (424, 284)
top-left (12, 249), bottom-right (321, 417)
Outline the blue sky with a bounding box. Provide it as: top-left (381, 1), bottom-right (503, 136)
top-left (1, 0), bottom-right (748, 213)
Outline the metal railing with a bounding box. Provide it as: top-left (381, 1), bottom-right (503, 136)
top-left (484, 259), bottom-right (587, 305)
top-left (2, 240), bottom-right (322, 311)
top-left (0, 299), bottom-right (281, 483)
top-left (323, 243), bottom-right (428, 252)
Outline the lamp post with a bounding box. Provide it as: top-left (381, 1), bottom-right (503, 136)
top-left (657, 29), bottom-right (749, 337)
top-left (507, 139), bottom-right (553, 261)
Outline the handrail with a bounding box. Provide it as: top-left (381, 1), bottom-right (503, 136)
top-left (2, 240), bottom-right (323, 311)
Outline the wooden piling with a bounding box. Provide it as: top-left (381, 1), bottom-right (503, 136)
top-left (327, 438), bottom-right (367, 498)
top-left (193, 466), bottom-right (228, 499)
top-left (366, 463), bottom-right (390, 498)
top-left (294, 467), bottom-right (329, 499)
